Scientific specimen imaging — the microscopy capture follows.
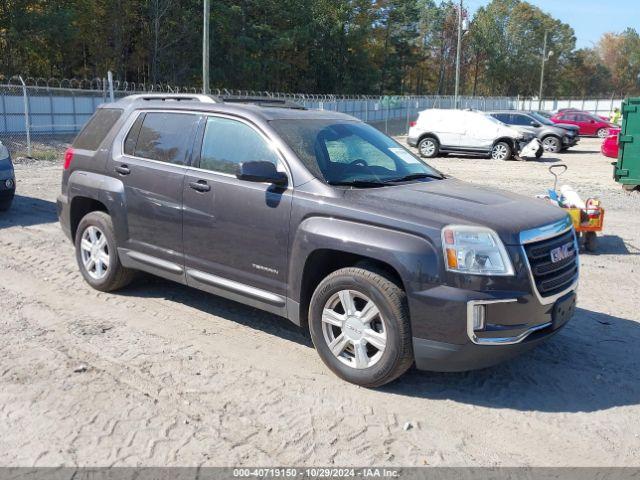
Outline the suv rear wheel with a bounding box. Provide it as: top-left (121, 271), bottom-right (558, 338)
top-left (491, 141), bottom-right (512, 161)
top-left (417, 136), bottom-right (439, 158)
top-left (75, 211), bottom-right (135, 292)
top-left (308, 267), bottom-right (413, 387)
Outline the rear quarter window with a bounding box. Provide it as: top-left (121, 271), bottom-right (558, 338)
top-left (73, 108), bottom-right (123, 150)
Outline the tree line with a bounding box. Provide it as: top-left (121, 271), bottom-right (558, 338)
top-left (1, 0), bottom-right (639, 96)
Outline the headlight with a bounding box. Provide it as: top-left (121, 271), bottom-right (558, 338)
top-left (442, 225), bottom-right (514, 276)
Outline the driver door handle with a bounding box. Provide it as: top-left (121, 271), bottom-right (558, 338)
top-left (189, 180), bottom-right (211, 192)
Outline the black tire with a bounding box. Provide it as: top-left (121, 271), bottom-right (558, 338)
top-left (596, 128), bottom-right (608, 138)
top-left (535, 148), bottom-right (544, 159)
top-left (491, 141), bottom-right (512, 161)
top-left (585, 232), bottom-right (598, 252)
top-left (542, 136), bottom-right (561, 153)
top-left (308, 267), bottom-right (413, 387)
top-left (417, 136), bottom-right (439, 158)
top-left (74, 211), bottom-right (135, 292)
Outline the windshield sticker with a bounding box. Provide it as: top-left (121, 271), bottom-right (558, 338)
top-left (389, 147), bottom-right (421, 164)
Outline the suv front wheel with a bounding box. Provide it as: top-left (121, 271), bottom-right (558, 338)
top-left (75, 211), bottom-right (135, 292)
top-left (309, 267), bottom-right (413, 387)
top-left (491, 141), bottom-right (512, 161)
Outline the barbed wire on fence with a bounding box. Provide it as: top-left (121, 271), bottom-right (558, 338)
top-left (0, 73), bottom-right (626, 160)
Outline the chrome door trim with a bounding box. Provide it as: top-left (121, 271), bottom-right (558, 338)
top-left (123, 249), bottom-right (184, 274)
top-left (186, 269), bottom-right (285, 307)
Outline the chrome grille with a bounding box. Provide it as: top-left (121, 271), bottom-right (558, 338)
top-left (524, 229), bottom-right (578, 298)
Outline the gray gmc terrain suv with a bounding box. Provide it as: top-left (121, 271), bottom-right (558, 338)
top-left (58, 94), bottom-right (579, 387)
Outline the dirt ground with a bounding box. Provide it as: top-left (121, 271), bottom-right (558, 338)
top-left (1, 137), bottom-right (639, 467)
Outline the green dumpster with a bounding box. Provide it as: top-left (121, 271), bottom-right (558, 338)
top-left (614, 97), bottom-right (640, 191)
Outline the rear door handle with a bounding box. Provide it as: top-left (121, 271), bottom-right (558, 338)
top-left (189, 180), bottom-right (211, 192)
top-left (115, 165), bottom-right (130, 175)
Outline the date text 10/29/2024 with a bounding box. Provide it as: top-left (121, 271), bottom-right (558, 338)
top-left (232, 468), bottom-right (401, 478)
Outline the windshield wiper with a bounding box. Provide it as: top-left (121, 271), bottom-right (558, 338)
top-left (327, 179), bottom-right (388, 188)
top-left (383, 173), bottom-right (444, 183)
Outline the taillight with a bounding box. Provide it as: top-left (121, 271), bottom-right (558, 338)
top-left (63, 148), bottom-right (74, 170)
top-left (409, 121), bottom-right (417, 127)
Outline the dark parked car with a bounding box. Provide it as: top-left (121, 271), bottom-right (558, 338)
top-left (488, 111), bottom-right (579, 153)
top-left (0, 141), bottom-right (15, 211)
top-left (57, 94), bottom-right (579, 387)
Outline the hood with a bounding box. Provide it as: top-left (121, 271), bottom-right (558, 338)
top-left (553, 123), bottom-right (579, 134)
top-left (342, 178), bottom-right (568, 245)
top-left (498, 124), bottom-right (524, 139)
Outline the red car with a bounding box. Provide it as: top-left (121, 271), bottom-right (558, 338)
top-left (601, 127), bottom-right (620, 158)
top-left (551, 111), bottom-right (615, 137)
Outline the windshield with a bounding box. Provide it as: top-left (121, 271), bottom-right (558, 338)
top-left (270, 119), bottom-right (442, 186)
top-left (529, 112), bottom-right (554, 125)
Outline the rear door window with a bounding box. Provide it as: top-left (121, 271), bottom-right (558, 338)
top-left (132, 112), bottom-right (200, 165)
top-left (73, 108), bottom-right (123, 150)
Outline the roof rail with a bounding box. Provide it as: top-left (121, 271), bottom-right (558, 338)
top-left (118, 93), bottom-right (219, 103)
top-left (220, 96), bottom-right (306, 110)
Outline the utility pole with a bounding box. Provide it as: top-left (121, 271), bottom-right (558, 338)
top-left (538, 30), bottom-right (548, 110)
top-left (202, 0), bottom-right (210, 94)
top-left (454, 0), bottom-right (463, 109)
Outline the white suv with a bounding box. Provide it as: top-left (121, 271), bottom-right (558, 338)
top-left (407, 109), bottom-right (535, 160)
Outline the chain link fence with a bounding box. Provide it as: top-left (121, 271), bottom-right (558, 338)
top-left (0, 75), bottom-right (626, 161)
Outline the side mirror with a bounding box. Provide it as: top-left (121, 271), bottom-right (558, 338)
top-left (236, 161), bottom-right (287, 185)
top-left (530, 121), bottom-right (541, 127)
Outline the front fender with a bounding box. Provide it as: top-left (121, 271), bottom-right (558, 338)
top-left (289, 216), bottom-right (442, 302)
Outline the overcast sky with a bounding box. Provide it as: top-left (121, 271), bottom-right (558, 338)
top-left (465, 0), bottom-right (640, 48)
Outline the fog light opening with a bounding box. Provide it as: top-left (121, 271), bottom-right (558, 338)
top-left (472, 305), bottom-right (486, 331)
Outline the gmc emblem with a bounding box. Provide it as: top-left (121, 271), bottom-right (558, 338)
top-left (550, 243), bottom-right (573, 263)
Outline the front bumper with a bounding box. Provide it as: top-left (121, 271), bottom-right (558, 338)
top-left (407, 136), bottom-right (418, 147)
top-left (563, 135), bottom-right (579, 148)
top-left (0, 175), bottom-right (15, 201)
top-left (410, 285), bottom-right (576, 371)
top-left (411, 218), bottom-right (578, 372)
top-left (413, 323), bottom-right (564, 372)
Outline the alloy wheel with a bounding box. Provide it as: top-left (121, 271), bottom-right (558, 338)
top-left (491, 143), bottom-right (509, 160)
top-left (542, 137), bottom-right (560, 152)
top-left (321, 290), bottom-right (387, 369)
top-left (80, 226), bottom-right (110, 280)
top-left (419, 139), bottom-right (436, 157)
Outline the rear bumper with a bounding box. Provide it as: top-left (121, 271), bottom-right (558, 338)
top-left (407, 136), bottom-right (418, 147)
top-left (56, 193), bottom-right (72, 241)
